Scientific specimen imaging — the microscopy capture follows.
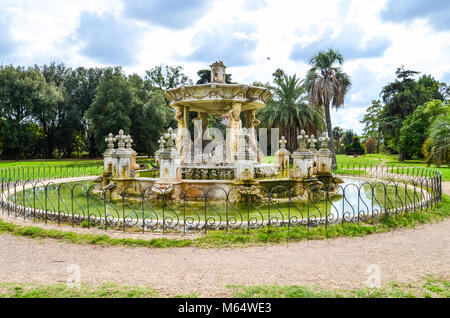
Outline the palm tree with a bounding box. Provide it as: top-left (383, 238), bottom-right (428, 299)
top-left (423, 114), bottom-right (450, 167)
top-left (258, 73), bottom-right (325, 152)
top-left (332, 126), bottom-right (344, 154)
top-left (305, 49), bottom-right (351, 169)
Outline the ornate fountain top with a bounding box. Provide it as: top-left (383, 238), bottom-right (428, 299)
top-left (164, 61), bottom-right (271, 115)
top-left (210, 61), bottom-right (226, 83)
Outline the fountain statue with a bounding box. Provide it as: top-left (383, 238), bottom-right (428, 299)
top-left (97, 62), bottom-right (343, 201)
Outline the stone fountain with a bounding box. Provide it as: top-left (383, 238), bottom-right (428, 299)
top-left (97, 62), bottom-right (343, 201)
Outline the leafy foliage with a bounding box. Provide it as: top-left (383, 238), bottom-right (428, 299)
top-left (0, 62), bottom-right (190, 159)
top-left (379, 67), bottom-right (445, 156)
top-left (423, 114), bottom-right (450, 167)
top-left (399, 100), bottom-right (450, 159)
top-left (344, 136), bottom-right (365, 155)
top-left (257, 72), bottom-right (325, 151)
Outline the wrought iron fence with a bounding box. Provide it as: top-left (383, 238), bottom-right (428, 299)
top-left (0, 163), bottom-right (443, 235)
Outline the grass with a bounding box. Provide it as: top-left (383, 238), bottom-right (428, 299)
top-left (334, 153), bottom-right (450, 181)
top-left (0, 159), bottom-right (102, 169)
top-left (0, 282), bottom-right (194, 298)
top-left (227, 275), bottom-right (450, 298)
top-left (2, 154), bottom-right (447, 181)
top-left (0, 194), bottom-right (449, 248)
top-left (0, 275), bottom-right (447, 298)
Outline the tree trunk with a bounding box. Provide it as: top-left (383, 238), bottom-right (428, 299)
top-left (324, 104), bottom-right (337, 169)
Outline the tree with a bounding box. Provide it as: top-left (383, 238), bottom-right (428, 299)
top-left (342, 129), bottom-right (356, 146)
top-left (332, 126), bottom-right (344, 154)
top-left (86, 67), bottom-right (133, 153)
top-left (379, 67), bottom-right (444, 158)
top-left (399, 100), bottom-right (450, 159)
top-left (128, 74), bottom-right (171, 155)
top-left (361, 100), bottom-right (383, 153)
top-left (145, 65), bottom-right (192, 90)
top-left (305, 49), bottom-right (352, 169)
top-left (258, 72), bottom-right (325, 151)
top-left (0, 65), bottom-right (62, 158)
top-left (365, 138), bottom-right (378, 154)
top-left (423, 114), bottom-right (450, 167)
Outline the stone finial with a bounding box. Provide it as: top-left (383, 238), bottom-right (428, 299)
top-left (279, 136), bottom-right (287, 150)
top-left (164, 127), bottom-right (177, 149)
top-left (105, 133), bottom-right (116, 150)
top-left (115, 130), bottom-right (127, 149)
top-left (308, 134), bottom-right (317, 150)
top-left (319, 132), bottom-right (330, 149)
top-left (125, 136), bottom-right (133, 150)
top-left (297, 130), bottom-right (308, 152)
top-left (157, 136), bottom-right (166, 150)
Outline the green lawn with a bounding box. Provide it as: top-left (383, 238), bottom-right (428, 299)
top-left (0, 159), bottom-right (102, 168)
top-left (2, 154), bottom-right (448, 180)
top-left (228, 275), bottom-right (450, 298)
top-left (0, 275), bottom-right (447, 298)
top-left (1, 194), bottom-right (448, 248)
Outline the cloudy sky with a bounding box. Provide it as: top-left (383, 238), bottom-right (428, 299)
top-left (1, 0), bottom-right (449, 133)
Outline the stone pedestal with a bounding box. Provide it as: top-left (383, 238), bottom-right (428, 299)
top-left (158, 128), bottom-right (181, 182)
top-left (317, 132), bottom-right (332, 175)
top-left (159, 149), bottom-right (181, 182)
top-left (275, 136), bottom-right (290, 169)
top-left (111, 130), bottom-right (133, 179)
top-left (291, 151), bottom-right (314, 180)
top-left (112, 149), bottom-right (132, 179)
top-left (316, 150), bottom-right (332, 175)
top-left (234, 128), bottom-right (256, 181)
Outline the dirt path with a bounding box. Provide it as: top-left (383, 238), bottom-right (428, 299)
top-left (0, 182), bottom-right (448, 297)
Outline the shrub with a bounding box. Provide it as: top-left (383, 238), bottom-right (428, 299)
top-left (345, 136), bottom-right (365, 156)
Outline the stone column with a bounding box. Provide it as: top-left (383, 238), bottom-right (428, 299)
top-left (291, 130), bottom-right (314, 180)
top-left (227, 102), bottom-right (242, 164)
top-left (174, 106), bottom-right (185, 162)
top-left (246, 109), bottom-right (262, 164)
top-left (234, 128), bottom-right (256, 181)
top-left (275, 136), bottom-right (290, 169)
top-left (159, 128), bottom-right (181, 182)
top-left (112, 130), bottom-right (132, 179)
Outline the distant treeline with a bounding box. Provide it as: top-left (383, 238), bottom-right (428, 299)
top-left (0, 63), bottom-right (195, 159)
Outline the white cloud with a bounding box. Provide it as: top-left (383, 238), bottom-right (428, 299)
top-left (1, 0), bottom-right (449, 134)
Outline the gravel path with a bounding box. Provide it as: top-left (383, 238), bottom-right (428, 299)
top-left (0, 182), bottom-right (448, 297)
